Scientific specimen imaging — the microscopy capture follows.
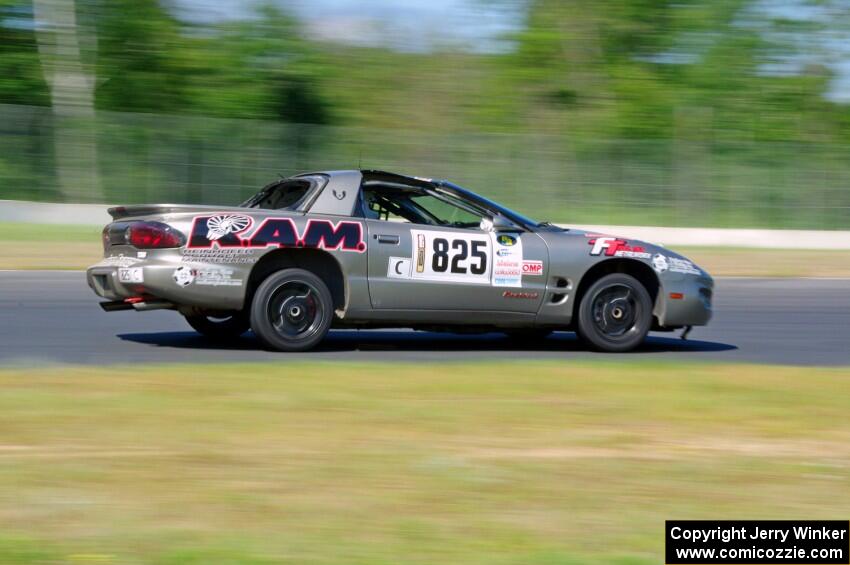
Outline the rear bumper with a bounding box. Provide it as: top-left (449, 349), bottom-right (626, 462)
top-left (86, 255), bottom-right (246, 311)
top-left (87, 264), bottom-right (141, 301)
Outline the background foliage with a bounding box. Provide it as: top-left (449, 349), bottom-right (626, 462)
top-left (1, 0), bottom-right (849, 227)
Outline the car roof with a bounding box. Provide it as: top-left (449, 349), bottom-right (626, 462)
top-left (296, 169), bottom-right (440, 189)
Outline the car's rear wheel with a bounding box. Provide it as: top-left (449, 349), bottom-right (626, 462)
top-left (250, 268), bottom-right (333, 352)
top-left (576, 273), bottom-right (652, 352)
top-left (184, 312), bottom-right (250, 340)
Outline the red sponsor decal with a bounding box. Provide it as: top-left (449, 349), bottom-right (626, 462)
top-left (188, 215), bottom-right (366, 253)
top-left (522, 260), bottom-right (544, 275)
top-left (588, 236), bottom-right (647, 257)
top-left (502, 290), bottom-right (540, 299)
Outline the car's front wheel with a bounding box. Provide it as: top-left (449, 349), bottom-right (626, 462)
top-left (250, 268), bottom-right (333, 352)
top-left (576, 273), bottom-right (652, 352)
top-left (183, 312), bottom-right (250, 340)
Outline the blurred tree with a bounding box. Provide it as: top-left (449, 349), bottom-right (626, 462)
top-left (0, 1), bottom-right (50, 105)
top-left (485, 0), bottom-right (837, 143)
top-left (180, 4), bottom-right (331, 123)
top-left (32, 0), bottom-right (100, 201)
top-left (89, 0), bottom-right (188, 112)
top-left (272, 74), bottom-right (329, 125)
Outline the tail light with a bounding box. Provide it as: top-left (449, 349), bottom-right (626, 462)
top-left (125, 222), bottom-right (185, 249)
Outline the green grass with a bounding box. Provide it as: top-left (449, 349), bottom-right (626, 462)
top-left (0, 361), bottom-right (848, 564)
top-left (0, 223), bottom-right (102, 270)
top-left (0, 223), bottom-right (101, 243)
top-left (670, 246), bottom-right (850, 278)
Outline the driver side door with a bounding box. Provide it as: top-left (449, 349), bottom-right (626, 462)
top-left (364, 190), bottom-right (549, 314)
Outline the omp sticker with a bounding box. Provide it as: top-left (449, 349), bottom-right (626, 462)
top-left (522, 260), bottom-right (544, 276)
top-left (387, 257), bottom-right (412, 279)
top-left (118, 268), bottom-right (144, 284)
top-left (490, 232), bottom-right (523, 287)
top-left (409, 229), bottom-right (491, 285)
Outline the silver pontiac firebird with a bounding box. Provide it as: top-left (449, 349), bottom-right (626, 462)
top-left (87, 170), bottom-right (713, 352)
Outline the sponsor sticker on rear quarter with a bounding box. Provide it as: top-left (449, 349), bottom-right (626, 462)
top-left (173, 266), bottom-right (242, 287)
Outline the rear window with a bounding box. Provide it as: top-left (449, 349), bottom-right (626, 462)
top-left (247, 179), bottom-right (313, 210)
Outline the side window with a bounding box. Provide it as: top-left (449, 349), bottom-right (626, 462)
top-left (363, 189), bottom-right (412, 223)
top-left (410, 194), bottom-right (482, 229)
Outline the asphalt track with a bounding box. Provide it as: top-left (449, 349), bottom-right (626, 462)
top-left (1, 271), bottom-right (848, 366)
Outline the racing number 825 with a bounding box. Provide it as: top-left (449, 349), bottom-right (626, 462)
top-left (432, 238), bottom-right (487, 275)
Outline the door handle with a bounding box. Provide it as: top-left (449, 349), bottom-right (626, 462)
top-left (374, 234), bottom-right (400, 245)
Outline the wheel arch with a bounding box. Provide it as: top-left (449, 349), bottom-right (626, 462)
top-left (246, 248), bottom-right (345, 312)
top-left (572, 259), bottom-right (660, 321)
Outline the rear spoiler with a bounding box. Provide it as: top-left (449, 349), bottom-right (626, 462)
top-left (107, 204), bottom-right (240, 220)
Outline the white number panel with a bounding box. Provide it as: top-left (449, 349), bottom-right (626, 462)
top-left (410, 229), bottom-right (492, 284)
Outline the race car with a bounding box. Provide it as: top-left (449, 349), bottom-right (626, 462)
top-left (87, 170), bottom-right (713, 352)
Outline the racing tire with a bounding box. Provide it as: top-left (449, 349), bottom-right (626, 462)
top-left (184, 312), bottom-right (250, 340)
top-left (576, 273), bottom-right (652, 352)
top-left (250, 268), bottom-right (333, 352)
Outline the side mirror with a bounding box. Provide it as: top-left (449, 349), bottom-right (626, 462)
top-left (485, 215), bottom-right (518, 232)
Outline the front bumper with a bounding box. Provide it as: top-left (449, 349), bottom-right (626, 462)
top-left (655, 273), bottom-right (713, 327)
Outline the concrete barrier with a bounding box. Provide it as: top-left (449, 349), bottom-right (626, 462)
top-left (0, 200), bottom-right (110, 225)
top-left (2, 199), bottom-right (849, 249)
top-left (569, 224), bottom-right (850, 250)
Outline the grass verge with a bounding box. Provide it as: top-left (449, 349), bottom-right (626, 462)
top-left (0, 223), bottom-right (102, 270)
top-left (0, 360), bottom-right (848, 564)
top-left (675, 246), bottom-right (850, 278)
top-left (1, 222), bottom-right (849, 276)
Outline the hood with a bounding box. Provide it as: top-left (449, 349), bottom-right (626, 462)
top-left (538, 227), bottom-right (711, 280)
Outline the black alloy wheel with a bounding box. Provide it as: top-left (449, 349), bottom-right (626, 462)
top-left (250, 268), bottom-right (333, 352)
top-left (577, 273), bottom-right (652, 352)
